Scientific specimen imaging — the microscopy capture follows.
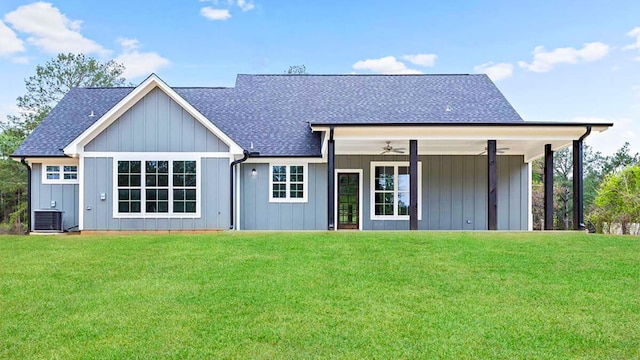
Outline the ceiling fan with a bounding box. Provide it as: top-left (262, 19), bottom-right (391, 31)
top-left (478, 147), bottom-right (510, 155)
top-left (380, 141), bottom-right (406, 155)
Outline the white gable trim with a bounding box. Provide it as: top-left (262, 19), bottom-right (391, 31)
top-left (63, 74), bottom-right (243, 157)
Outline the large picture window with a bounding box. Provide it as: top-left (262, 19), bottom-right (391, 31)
top-left (115, 158), bottom-right (199, 217)
top-left (269, 164), bottom-right (308, 202)
top-left (370, 162), bottom-right (421, 220)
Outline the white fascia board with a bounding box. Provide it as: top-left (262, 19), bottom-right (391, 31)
top-left (18, 157), bottom-right (79, 165)
top-left (63, 74), bottom-right (243, 156)
top-left (329, 125), bottom-right (606, 141)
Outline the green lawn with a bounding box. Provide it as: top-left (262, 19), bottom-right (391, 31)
top-left (1, 232), bottom-right (639, 359)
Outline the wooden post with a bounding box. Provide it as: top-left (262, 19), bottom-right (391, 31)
top-left (544, 144), bottom-right (554, 230)
top-left (409, 140), bottom-right (418, 230)
top-left (572, 140), bottom-right (584, 230)
top-left (487, 140), bottom-right (497, 230)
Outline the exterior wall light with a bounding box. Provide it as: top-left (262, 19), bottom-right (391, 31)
top-left (251, 168), bottom-right (257, 176)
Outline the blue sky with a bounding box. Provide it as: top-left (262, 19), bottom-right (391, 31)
top-left (1, 0), bottom-right (639, 155)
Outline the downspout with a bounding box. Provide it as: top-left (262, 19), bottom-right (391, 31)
top-left (327, 126), bottom-right (335, 230)
top-left (579, 125), bottom-right (592, 142)
top-left (20, 157), bottom-right (31, 235)
top-left (229, 150), bottom-right (259, 230)
top-left (230, 150), bottom-right (249, 230)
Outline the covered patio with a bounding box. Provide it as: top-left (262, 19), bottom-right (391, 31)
top-left (314, 122), bottom-right (612, 231)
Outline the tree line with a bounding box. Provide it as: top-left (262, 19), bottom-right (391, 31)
top-left (0, 55), bottom-right (637, 233)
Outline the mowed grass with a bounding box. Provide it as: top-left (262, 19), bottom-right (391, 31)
top-left (1, 232), bottom-right (639, 359)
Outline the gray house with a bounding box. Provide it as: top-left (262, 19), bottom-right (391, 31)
top-left (12, 74), bottom-right (611, 232)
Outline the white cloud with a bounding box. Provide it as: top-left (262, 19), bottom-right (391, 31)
top-left (474, 62), bottom-right (514, 81)
top-left (353, 56), bottom-right (422, 74)
top-left (623, 27), bottom-right (640, 50)
top-left (237, 0), bottom-right (255, 11)
top-left (402, 54), bottom-right (437, 67)
top-left (518, 42), bottom-right (609, 72)
top-left (114, 38), bottom-right (170, 79)
top-left (200, 7), bottom-right (232, 20)
top-left (4, 2), bottom-right (107, 55)
top-left (0, 20), bottom-right (24, 56)
top-left (632, 85), bottom-right (640, 99)
top-left (11, 56), bottom-right (29, 64)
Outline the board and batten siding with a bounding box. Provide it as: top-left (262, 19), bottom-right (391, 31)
top-left (31, 163), bottom-right (79, 231)
top-left (336, 155), bottom-right (529, 230)
top-left (83, 157), bottom-right (229, 230)
top-left (84, 87), bottom-right (229, 153)
top-left (240, 163), bottom-right (328, 230)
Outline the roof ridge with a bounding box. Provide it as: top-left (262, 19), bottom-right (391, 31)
top-left (237, 73), bottom-right (476, 77)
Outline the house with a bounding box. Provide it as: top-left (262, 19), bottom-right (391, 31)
top-left (11, 74), bottom-right (612, 232)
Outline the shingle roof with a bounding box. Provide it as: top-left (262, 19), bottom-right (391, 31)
top-left (13, 74), bottom-right (523, 157)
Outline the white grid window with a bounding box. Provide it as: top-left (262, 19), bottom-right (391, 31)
top-left (42, 164), bottom-right (79, 184)
top-left (370, 162), bottom-right (422, 220)
top-left (114, 158), bottom-right (200, 218)
top-left (269, 164), bottom-right (308, 203)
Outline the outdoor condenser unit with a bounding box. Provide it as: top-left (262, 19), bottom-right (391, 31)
top-left (33, 210), bottom-right (64, 232)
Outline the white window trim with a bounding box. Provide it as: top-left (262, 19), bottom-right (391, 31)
top-left (268, 162), bottom-right (309, 203)
top-left (42, 164), bottom-right (79, 184)
top-left (112, 154), bottom-right (201, 218)
top-left (370, 161), bottom-right (422, 221)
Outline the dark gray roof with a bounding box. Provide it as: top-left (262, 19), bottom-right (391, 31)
top-left (13, 74), bottom-right (523, 157)
top-left (13, 87), bottom-right (134, 156)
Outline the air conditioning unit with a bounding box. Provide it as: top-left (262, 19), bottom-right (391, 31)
top-left (33, 210), bottom-right (64, 232)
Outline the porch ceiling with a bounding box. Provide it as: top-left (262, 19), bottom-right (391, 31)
top-left (317, 123), bottom-right (611, 162)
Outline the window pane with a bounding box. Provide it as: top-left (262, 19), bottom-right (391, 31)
top-left (63, 173), bottom-right (77, 180)
top-left (272, 184), bottom-right (286, 198)
top-left (290, 184), bottom-right (304, 198)
top-left (174, 189), bottom-right (184, 200)
top-left (173, 161), bottom-right (184, 173)
top-left (118, 175), bottom-right (129, 187)
top-left (119, 202), bottom-right (129, 213)
top-left (146, 161), bottom-right (158, 173)
top-left (46, 165), bottom-right (60, 172)
top-left (146, 189), bottom-right (157, 201)
top-left (63, 166), bottom-right (77, 173)
top-left (398, 167), bottom-right (410, 192)
top-left (130, 175), bottom-right (141, 187)
top-left (130, 161), bottom-right (141, 173)
top-left (185, 161), bottom-right (196, 173)
top-left (185, 175), bottom-right (196, 187)
top-left (47, 173), bottom-right (60, 180)
top-left (174, 175), bottom-right (184, 187)
top-left (146, 202), bottom-right (157, 213)
top-left (158, 202), bottom-right (168, 213)
top-left (146, 175), bottom-right (157, 187)
top-left (158, 175), bottom-right (168, 187)
top-left (185, 189), bottom-right (196, 200)
top-left (158, 161), bottom-right (169, 173)
top-left (174, 202), bottom-right (185, 213)
top-left (118, 161), bottom-right (129, 173)
top-left (185, 202), bottom-right (196, 213)
top-left (158, 189), bottom-right (168, 201)
top-left (118, 189), bottom-right (129, 201)
top-left (398, 192), bottom-right (410, 215)
top-left (131, 201), bottom-right (141, 213)
top-left (131, 189), bottom-right (141, 201)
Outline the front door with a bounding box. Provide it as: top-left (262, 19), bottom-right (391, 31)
top-left (337, 173), bottom-right (359, 229)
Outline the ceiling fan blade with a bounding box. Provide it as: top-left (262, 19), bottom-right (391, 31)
top-left (394, 147), bottom-right (407, 151)
top-left (478, 151), bottom-right (487, 155)
top-left (380, 150), bottom-right (388, 155)
top-left (392, 149), bottom-right (405, 153)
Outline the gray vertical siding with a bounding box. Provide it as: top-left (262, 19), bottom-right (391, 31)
top-left (85, 88), bottom-right (229, 153)
top-left (83, 157), bottom-right (229, 230)
top-left (31, 163), bottom-right (79, 231)
top-left (335, 155), bottom-right (529, 230)
top-left (240, 163), bottom-right (327, 230)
